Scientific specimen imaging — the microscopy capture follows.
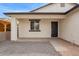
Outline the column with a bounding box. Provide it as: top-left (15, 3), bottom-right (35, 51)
top-left (4, 24), bottom-right (7, 32)
top-left (10, 17), bottom-right (17, 41)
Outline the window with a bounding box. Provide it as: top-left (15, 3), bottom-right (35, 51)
top-left (29, 19), bottom-right (40, 32)
top-left (60, 3), bottom-right (65, 7)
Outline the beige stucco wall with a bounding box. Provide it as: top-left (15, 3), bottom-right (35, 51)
top-left (6, 31), bottom-right (11, 40)
top-left (0, 32), bottom-right (6, 41)
top-left (8, 14), bottom-right (65, 41)
top-left (0, 32), bottom-right (10, 41)
top-left (59, 8), bottom-right (79, 45)
top-left (18, 19), bottom-right (60, 38)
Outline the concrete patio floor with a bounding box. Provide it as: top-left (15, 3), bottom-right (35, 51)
top-left (0, 40), bottom-right (61, 56)
top-left (0, 38), bottom-right (79, 56)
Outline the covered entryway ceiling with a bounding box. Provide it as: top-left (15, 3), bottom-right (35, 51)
top-left (5, 13), bottom-right (66, 19)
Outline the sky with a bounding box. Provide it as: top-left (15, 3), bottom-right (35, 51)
top-left (0, 3), bottom-right (46, 18)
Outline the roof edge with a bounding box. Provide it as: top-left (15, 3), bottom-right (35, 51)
top-left (4, 12), bottom-right (65, 15)
top-left (65, 4), bottom-right (79, 14)
top-left (4, 4), bottom-right (79, 15)
top-left (30, 3), bottom-right (53, 12)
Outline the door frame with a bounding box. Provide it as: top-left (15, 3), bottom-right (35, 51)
top-left (51, 21), bottom-right (58, 37)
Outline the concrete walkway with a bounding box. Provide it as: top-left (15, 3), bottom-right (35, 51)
top-left (0, 41), bottom-right (61, 56)
top-left (50, 38), bottom-right (79, 56)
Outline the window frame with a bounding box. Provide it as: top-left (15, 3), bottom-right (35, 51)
top-left (29, 19), bottom-right (40, 32)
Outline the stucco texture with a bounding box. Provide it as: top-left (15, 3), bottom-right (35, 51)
top-left (59, 8), bottom-right (79, 45)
